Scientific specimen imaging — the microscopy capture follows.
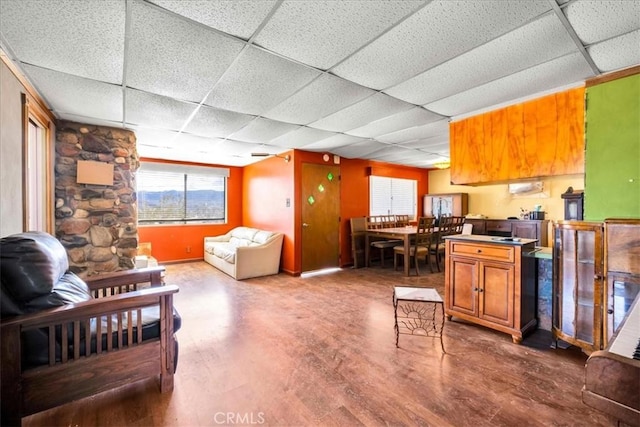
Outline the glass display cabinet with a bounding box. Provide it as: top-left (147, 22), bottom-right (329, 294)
top-left (552, 221), bottom-right (604, 353)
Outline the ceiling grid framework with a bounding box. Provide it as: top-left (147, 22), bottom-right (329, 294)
top-left (0, 0), bottom-right (638, 167)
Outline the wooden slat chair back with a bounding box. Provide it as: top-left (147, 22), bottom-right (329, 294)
top-left (380, 215), bottom-right (397, 228)
top-left (393, 216), bottom-right (436, 275)
top-left (395, 214), bottom-right (410, 227)
top-left (430, 216), bottom-right (454, 272)
top-left (349, 217), bottom-right (367, 268)
top-left (450, 216), bottom-right (465, 235)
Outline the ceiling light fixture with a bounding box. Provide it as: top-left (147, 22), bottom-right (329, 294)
top-left (251, 152), bottom-right (291, 163)
top-left (433, 161), bottom-right (450, 169)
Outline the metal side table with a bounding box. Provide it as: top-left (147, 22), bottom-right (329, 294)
top-left (393, 286), bottom-right (445, 352)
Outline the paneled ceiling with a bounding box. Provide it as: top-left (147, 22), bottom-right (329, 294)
top-left (1, 0), bottom-right (638, 167)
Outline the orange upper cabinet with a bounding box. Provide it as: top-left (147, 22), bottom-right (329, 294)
top-left (450, 87), bottom-right (585, 185)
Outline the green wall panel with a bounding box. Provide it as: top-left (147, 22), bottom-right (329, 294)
top-left (585, 74), bottom-right (640, 221)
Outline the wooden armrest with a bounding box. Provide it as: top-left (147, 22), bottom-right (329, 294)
top-left (1, 285), bottom-right (179, 330)
top-left (85, 266), bottom-right (165, 292)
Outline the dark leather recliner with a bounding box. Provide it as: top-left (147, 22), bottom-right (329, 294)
top-left (1, 231), bottom-right (181, 426)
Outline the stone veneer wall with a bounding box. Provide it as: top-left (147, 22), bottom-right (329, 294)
top-left (55, 121), bottom-right (139, 278)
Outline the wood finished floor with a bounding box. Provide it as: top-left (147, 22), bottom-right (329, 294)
top-left (24, 261), bottom-right (614, 427)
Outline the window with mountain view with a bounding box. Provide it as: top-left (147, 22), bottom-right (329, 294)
top-left (137, 162), bottom-right (228, 224)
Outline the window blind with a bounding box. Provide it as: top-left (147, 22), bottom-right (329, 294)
top-left (369, 176), bottom-right (416, 217)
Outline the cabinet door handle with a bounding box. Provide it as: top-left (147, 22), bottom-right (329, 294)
top-left (607, 309), bottom-right (614, 314)
top-left (476, 249), bottom-right (482, 253)
top-left (594, 274), bottom-right (602, 280)
top-left (479, 289), bottom-right (484, 293)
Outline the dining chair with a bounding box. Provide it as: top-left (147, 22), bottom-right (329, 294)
top-left (450, 216), bottom-right (465, 234)
top-left (393, 216), bottom-right (436, 275)
top-left (349, 217), bottom-right (367, 268)
top-left (366, 215), bottom-right (402, 267)
top-left (430, 216), bottom-right (453, 272)
top-left (394, 214), bottom-right (410, 227)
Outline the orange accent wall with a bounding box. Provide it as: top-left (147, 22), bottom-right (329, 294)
top-left (137, 158), bottom-right (243, 262)
top-left (242, 152), bottom-right (295, 274)
top-left (139, 153), bottom-right (430, 272)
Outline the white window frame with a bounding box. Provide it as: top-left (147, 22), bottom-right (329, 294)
top-left (369, 175), bottom-right (417, 218)
top-left (22, 94), bottom-right (53, 232)
top-left (137, 162), bottom-right (229, 225)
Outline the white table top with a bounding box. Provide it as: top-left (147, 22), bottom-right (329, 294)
top-left (394, 286), bottom-right (443, 303)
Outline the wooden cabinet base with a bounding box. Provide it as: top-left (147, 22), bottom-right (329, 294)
top-left (445, 313), bottom-right (538, 344)
top-left (444, 236), bottom-right (537, 344)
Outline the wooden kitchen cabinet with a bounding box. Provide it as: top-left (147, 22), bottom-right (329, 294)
top-left (552, 221), bottom-right (604, 353)
top-left (450, 87), bottom-right (584, 185)
top-left (464, 218), bottom-right (486, 234)
top-left (445, 235), bottom-right (537, 343)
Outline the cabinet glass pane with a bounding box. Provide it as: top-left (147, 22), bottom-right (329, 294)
top-left (560, 229), bottom-right (576, 335)
top-left (557, 228), bottom-right (596, 341)
top-left (576, 230), bottom-right (595, 264)
top-left (611, 280), bottom-right (640, 332)
top-left (575, 230), bottom-right (595, 343)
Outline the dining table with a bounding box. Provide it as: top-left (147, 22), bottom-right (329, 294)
top-left (365, 226), bottom-right (418, 276)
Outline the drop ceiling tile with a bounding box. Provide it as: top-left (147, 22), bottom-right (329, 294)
top-left (169, 133), bottom-right (227, 152)
top-left (242, 144), bottom-right (286, 156)
top-left (58, 114), bottom-right (124, 130)
top-left (204, 46), bottom-right (321, 115)
top-left (385, 13), bottom-right (578, 105)
top-left (148, 0), bottom-right (276, 39)
top-left (127, 1), bottom-right (244, 103)
top-left (377, 119), bottom-right (450, 144)
top-left (263, 74), bottom-right (375, 125)
top-left (301, 134), bottom-right (368, 151)
top-left (185, 105), bottom-right (255, 139)
top-left (254, 0), bottom-right (424, 69)
top-left (270, 127), bottom-right (338, 148)
top-left (22, 65), bottom-right (123, 122)
top-left (214, 139), bottom-right (265, 156)
top-left (125, 89), bottom-right (197, 131)
top-left (367, 146), bottom-right (422, 161)
top-left (346, 107), bottom-right (444, 138)
top-left (0, 0), bottom-right (125, 83)
top-left (399, 138), bottom-right (449, 153)
top-left (332, 0), bottom-right (552, 89)
top-left (564, 0), bottom-right (640, 45)
top-left (426, 53), bottom-right (595, 118)
top-left (331, 140), bottom-right (389, 159)
top-left (141, 131), bottom-right (259, 165)
top-left (165, 134), bottom-right (231, 156)
top-left (402, 154), bottom-right (447, 168)
top-left (229, 117), bottom-right (300, 143)
top-left (133, 127), bottom-right (182, 153)
top-left (309, 93), bottom-right (414, 133)
top-left (588, 30), bottom-right (640, 73)
top-left (138, 143), bottom-right (250, 167)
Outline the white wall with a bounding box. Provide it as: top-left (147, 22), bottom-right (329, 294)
top-left (0, 60), bottom-right (25, 236)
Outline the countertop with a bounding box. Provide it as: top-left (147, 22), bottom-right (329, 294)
top-left (443, 234), bottom-right (538, 246)
top-left (524, 246), bottom-right (552, 260)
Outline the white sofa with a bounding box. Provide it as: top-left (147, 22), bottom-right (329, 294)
top-left (204, 227), bottom-right (284, 280)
